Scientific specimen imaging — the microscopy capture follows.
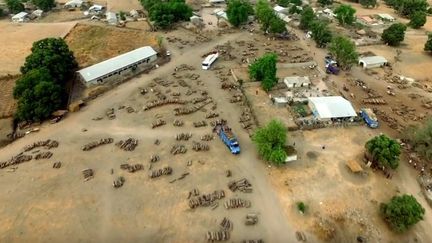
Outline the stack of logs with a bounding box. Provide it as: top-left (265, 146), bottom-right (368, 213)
top-left (220, 217), bottom-right (233, 231)
top-left (120, 163), bottom-right (144, 173)
top-left (193, 120), bottom-right (207, 127)
top-left (82, 138), bottom-right (113, 151)
top-left (150, 155), bottom-right (160, 163)
top-left (23, 139), bottom-right (59, 151)
top-left (106, 108), bottom-right (115, 120)
top-left (150, 166), bottom-right (173, 178)
top-left (242, 240), bottom-right (264, 243)
top-left (143, 99), bottom-right (187, 110)
top-left (188, 190), bottom-right (225, 209)
top-left (192, 142), bottom-right (209, 151)
top-left (228, 178), bottom-right (253, 193)
top-left (113, 176), bottom-right (125, 188)
top-left (152, 119), bottom-right (166, 128)
top-left (171, 145), bottom-right (187, 155)
top-left (35, 151), bottom-right (53, 160)
top-left (115, 138), bottom-right (138, 151)
top-left (245, 214), bottom-right (258, 225)
top-left (206, 231), bottom-right (230, 242)
top-left (224, 198), bottom-right (251, 209)
top-left (52, 161), bottom-right (61, 169)
top-left (173, 119), bottom-right (184, 127)
top-left (201, 134), bottom-right (214, 141)
top-left (206, 112), bottom-right (219, 119)
top-left (0, 154), bottom-right (32, 169)
top-left (176, 132), bottom-right (192, 141)
top-left (82, 168), bottom-right (94, 181)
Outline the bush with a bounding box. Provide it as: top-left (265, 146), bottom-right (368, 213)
top-left (277, 0), bottom-right (290, 7)
top-left (299, 6), bottom-right (316, 30)
top-left (365, 134), bottom-right (401, 169)
top-left (141, 0), bottom-right (192, 29)
top-left (310, 21), bottom-right (333, 47)
top-left (359, 0), bottom-right (378, 8)
top-left (32, 0), bottom-right (56, 11)
top-left (227, 0), bottom-right (253, 27)
top-left (409, 11), bottom-right (427, 29)
top-left (252, 120), bottom-right (287, 165)
top-left (382, 23), bottom-right (407, 46)
top-left (297, 202), bottom-right (307, 213)
top-left (328, 35), bottom-right (358, 70)
top-left (425, 33), bottom-right (432, 52)
top-left (404, 118), bottom-right (432, 160)
top-left (293, 104), bottom-right (307, 117)
top-left (334, 4), bottom-right (356, 25)
top-left (249, 53), bottom-right (278, 91)
top-left (256, 0), bottom-right (286, 33)
top-left (380, 194), bottom-right (425, 232)
top-left (6, 0), bottom-right (24, 14)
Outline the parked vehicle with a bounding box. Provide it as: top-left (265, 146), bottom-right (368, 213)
top-left (360, 108), bottom-right (378, 128)
top-left (213, 120), bottom-right (240, 154)
top-left (325, 64), bottom-right (340, 75)
top-left (202, 52), bottom-right (219, 70)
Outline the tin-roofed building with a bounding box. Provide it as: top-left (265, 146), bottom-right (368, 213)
top-left (359, 56), bottom-right (388, 69)
top-left (77, 46), bottom-right (157, 87)
top-left (308, 96), bottom-right (357, 121)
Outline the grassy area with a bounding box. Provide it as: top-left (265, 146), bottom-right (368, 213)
top-left (293, 103), bottom-right (308, 117)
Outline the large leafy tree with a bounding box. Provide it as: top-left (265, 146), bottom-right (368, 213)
top-left (6, 0), bottom-right (24, 14)
top-left (425, 33), bottom-right (432, 52)
top-left (409, 11), bottom-right (427, 29)
top-left (299, 6), bottom-right (316, 30)
top-left (359, 0), bottom-right (378, 8)
top-left (404, 118), bottom-right (432, 160)
top-left (256, 0), bottom-right (286, 33)
top-left (382, 23), bottom-right (407, 46)
top-left (277, 0), bottom-right (290, 7)
top-left (380, 195), bottom-right (425, 232)
top-left (269, 16), bottom-right (286, 34)
top-left (328, 35), bottom-right (358, 70)
top-left (397, 0), bottom-right (429, 17)
top-left (142, 0), bottom-right (192, 29)
top-left (227, 0), bottom-right (253, 27)
top-left (32, 0), bottom-right (56, 11)
top-left (310, 21), bottom-right (333, 48)
top-left (21, 38), bottom-right (78, 84)
top-left (334, 4), bottom-right (356, 25)
top-left (249, 53), bottom-right (278, 91)
top-left (365, 134), bottom-right (401, 169)
top-left (252, 120), bottom-right (288, 165)
top-left (14, 68), bottom-right (64, 122)
top-left (318, 0), bottom-right (333, 6)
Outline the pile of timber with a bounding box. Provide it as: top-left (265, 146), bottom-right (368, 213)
top-left (0, 154), bottom-right (32, 169)
top-left (150, 154), bottom-right (160, 163)
top-left (120, 163), bottom-right (144, 173)
top-left (221, 82), bottom-right (238, 90)
top-left (152, 119), bottom-right (166, 128)
top-left (35, 151), bottom-right (53, 160)
top-left (206, 112), bottom-right (219, 119)
top-left (201, 134), bottom-right (214, 141)
top-left (210, 119), bottom-right (227, 127)
top-left (245, 214), bottom-right (258, 225)
top-left (82, 138), bottom-right (113, 151)
top-left (23, 139), bottom-right (59, 152)
top-left (115, 138), bottom-right (138, 151)
top-left (193, 120), bottom-right (207, 127)
top-left (362, 98), bottom-right (387, 105)
top-left (206, 231), bottom-right (230, 241)
top-left (149, 166), bottom-right (173, 178)
top-left (174, 101), bottom-right (212, 116)
top-left (226, 170), bottom-right (232, 177)
top-left (171, 92), bottom-right (181, 97)
top-left (173, 119), bottom-right (184, 127)
top-left (187, 188), bottom-right (200, 198)
top-left (192, 142), bottom-right (209, 151)
top-left (126, 106), bottom-right (135, 113)
top-left (228, 178), bottom-right (252, 193)
top-left (82, 168), bottom-right (94, 181)
top-left (113, 176), bottom-right (125, 188)
top-left (176, 132), bottom-right (192, 141)
top-left (52, 161), bottom-right (61, 169)
top-left (242, 240), bottom-right (264, 243)
top-left (177, 79), bottom-right (190, 87)
top-left (224, 198), bottom-right (251, 209)
top-left (171, 144), bottom-right (187, 155)
top-left (106, 108), bottom-right (116, 120)
top-left (230, 93), bottom-right (243, 103)
top-left (191, 96), bottom-right (208, 104)
top-left (177, 172), bottom-right (190, 180)
top-left (143, 99), bottom-right (187, 111)
top-left (220, 217), bottom-right (233, 231)
top-left (188, 190), bottom-right (225, 209)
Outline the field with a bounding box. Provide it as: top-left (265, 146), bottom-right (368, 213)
top-left (106, 0), bottom-right (143, 12)
top-left (0, 21), bottom-right (76, 75)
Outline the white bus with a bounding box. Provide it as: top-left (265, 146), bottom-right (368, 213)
top-left (202, 52), bottom-right (219, 70)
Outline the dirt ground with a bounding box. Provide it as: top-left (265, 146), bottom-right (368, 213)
top-left (0, 20), bottom-right (76, 75)
top-left (106, 0), bottom-right (143, 12)
top-left (0, 76), bottom-right (18, 118)
top-left (37, 9), bottom-right (86, 23)
top-left (65, 23), bottom-right (157, 68)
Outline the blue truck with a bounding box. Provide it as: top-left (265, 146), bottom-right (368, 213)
top-left (360, 108), bottom-right (378, 128)
top-left (325, 56), bottom-right (340, 75)
top-left (213, 120), bottom-right (240, 154)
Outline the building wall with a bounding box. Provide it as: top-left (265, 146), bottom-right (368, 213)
top-left (81, 54), bottom-right (157, 87)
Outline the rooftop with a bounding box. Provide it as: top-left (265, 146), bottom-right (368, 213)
top-left (359, 56), bottom-right (388, 65)
top-left (284, 76), bottom-right (311, 85)
top-left (13, 12), bottom-right (29, 18)
top-left (77, 46), bottom-right (157, 82)
top-left (377, 13), bottom-right (394, 20)
top-left (309, 96), bottom-right (357, 119)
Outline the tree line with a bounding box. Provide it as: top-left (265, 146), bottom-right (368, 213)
top-left (140, 0), bottom-right (192, 29)
top-left (6, 0), bottom-right (56, 14)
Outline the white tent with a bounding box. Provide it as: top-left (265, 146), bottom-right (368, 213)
top-left (308, 96), bottom-right (357, 120)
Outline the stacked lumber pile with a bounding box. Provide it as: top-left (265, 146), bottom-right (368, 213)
top-left (228, 178), bottom-right (252, 193)
top-left (82, 138), bottom-right (113, 151)
top-left (115, 138), bottom-right (138, 151)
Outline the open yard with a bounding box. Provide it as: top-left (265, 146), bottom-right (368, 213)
top-left (0, 76), bottom-right (18, 119)
top-left (107, 0), bottom-right (143, 12)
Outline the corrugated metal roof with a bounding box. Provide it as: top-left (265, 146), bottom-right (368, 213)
top-left (77, 46), bottom-right (157, 82)
top-left (284, 76), bottom-right (310, 85)
top-left (309, 96), bottom-right (357, 119)
top-left (359, 56), bottom-right (388, 65)
top-left (12, 12), bottom-right (28, 19)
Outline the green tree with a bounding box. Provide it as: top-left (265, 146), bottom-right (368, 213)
top-left (425, 33), bottom-right (432, 52)
top-left (21, 38), bottom-right (77, 84)
top-left (299, 6), bottom-right (316, 30)
top-left (289, 5), bottom-right (302, 14)
top-left (6, 0), bottom-right (24, 14)
top-left (382, 23), bottom-right (407, 46)
top-left (365, 134), bottom-right (401, 169)
top-left (144, 0), bottom-right (192, 29)
top-left (269, 16), bottom-right (286, 33)
top-left (14, 68), bottom-right (64, 122)
top-left (310, 21), bottom-right (332, 47)
top-left (0, 8), bottom-right (4, 17)
top-left (256, 0), bottom-right (275, 31)
top-left (290, 0), bottom-right (302, 6)
top-left (397, 0), bottom-right (428, 17)
top-left (409, 11), bottom-right (427, 29)
top-left (249, 53), bottom-right (278, 91)
top-left (359, 0), bottom-right (378, 8)
top-left (277, 0), bottom-right (290, 7)
top-left (318, 0), bottom-right (333, 6)
top-left (380, 195), bottom-right (425, 232)
top-left (328, 35), bottom-right (358, 70)
top-left (119, 11), bottom-right (126, 21)
top-left (334, 4), bottom-right (356, 25)
top-left (404, 118), bottom-right (432, 160)
top-left (226, 0), bottom-right (253, 27)
top-left (32, 0), bottom-right (56, 11)
top-left (252, 120), bottom-right (288, 165)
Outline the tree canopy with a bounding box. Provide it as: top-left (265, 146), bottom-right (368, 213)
top-left (382, 23), bottom-right (407, 46)
top-left (249, 53), bottom-right (278, 91)
top-left (328, 35), bottom-right (358, 70)
top-left (380, 194), bottom-right (425, 232)
top-left (32, 0), bottom-right (56, 11)
top-left (141, 0), bottom-right (192, 29)
top-left (299, 6), bottom-right (316, 30)
top-left (334, 4), bottom-right (356, 25)
top-left (255, 0), bottom-right (286, 33)
top-left (21, 38), bottom-right (78, 84)
top-left (409, 11), bottom-right (427, 29)
top-left (365, 134), bottom-right (401, 169)
top-left (359, 0), bottom-right (378, 8)
top-left (227, 0), bottom-right (253, 27)
top-left (310, 21), bottom-right (333, 48)
top-left (277, 0), bottom-right (290, 7)
top-left (6, 0), bottom-right (24, 14)
top-left (318, 0), bottom-right (333, 6)
top-left (404, 118), bottom-right (432, 160)
top-left (397, 0), bottom-right (429, 17)
top-left (252, 120), bottom-right (288, 165)
top-left (425, 33), bottom-right (432, 52)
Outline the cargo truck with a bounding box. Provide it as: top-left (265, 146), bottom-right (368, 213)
top-left (213, 120), bottom-right (240, 154)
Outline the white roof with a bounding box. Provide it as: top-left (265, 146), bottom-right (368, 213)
top-left (65, 0), bottom-right (83, 5)
top-left (89, 4), bottom-right (104, 11)
top-left (309, 96), bottom-right (357, 119)
top-left (359, 56), bottom-right (388, 65)
top-left (209, 0), bottom-right (225, 2)
top-left (12, 12), bottom-right (28, 19)
top-left (274, 5), bottom-right (286, 13)
top-left (78, 46), bottom-right (157, 82)
top-left (214, 9), bottom-right (227, 20)
top-left (378, 13), bottom-right (394, 20)
top-left (284, 76), bottom-right (310, 85)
